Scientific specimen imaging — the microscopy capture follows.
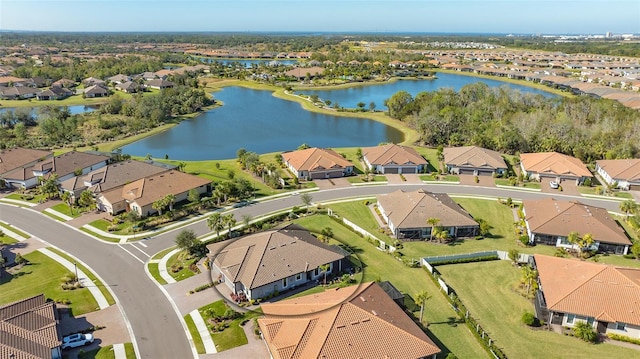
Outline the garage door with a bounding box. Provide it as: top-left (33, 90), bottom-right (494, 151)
top-left (399, 167), bottom-right (417, 174)
top-left (478, 170), bottom-right (494, 176)
top-left (311, 172), bottom-right (326, 179)
top-left (630, 184), bottom-right (640, 191)
top-left (385, 167), bottom-right (399, 174)
top-left (326, 171), bottom-right (343, 178)
top-left (459, 168), bottom-right (475, 175)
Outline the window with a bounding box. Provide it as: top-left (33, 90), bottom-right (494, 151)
top-left (616, 322), bottom-right (626, 331)
top-left (295, 273), bottom-right (302, 281)
top-left (587, 317), bottom-right (595, 326)
top-left (566, 314), bottom-right (575, 324)
top-left (314, 268), bottom-right (319, 277)
top-left (282, 277), bottom-right (288, 288)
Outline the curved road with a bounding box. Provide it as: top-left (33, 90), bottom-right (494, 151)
top-left (0, 183), bottom-right (626, 358)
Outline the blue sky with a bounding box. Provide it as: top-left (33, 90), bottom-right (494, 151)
top-left (1, 0), bottom-right (638, 34)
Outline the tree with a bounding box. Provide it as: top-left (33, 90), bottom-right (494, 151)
top-left (297, 143), bottom-right (310, 150)
top-left (60, 191), bottom-right (74, 215)
top-left (578, 233), bottom-right (595, 255)
top-left (40, 174), bottom-right (59, 200)
top-left (426, 217), bottom-right (440, 241)
top-left (631, 241), bottom-right (640, 259)
top-left (434, 227), bottom-right (449, 244)
top-left (620, 200), bottom-right (637, 220)
top-left (319, 263), bottom-right (330, 285)
top-left (520, 265), bottom-right (539, 297)
top-left (152, 198), bottom-right (167, 216)
top-left (164, 194), bottom-right (176, 212)
top-left (175, 229), bottom-right (203, 256)
top-left (78, 190), bottom-right (95, 211)
top-left (223, 213), bottom-right (236, 239)
top-left (320, 227), bottom-right (333, 243)
top-left (207, 213), bottom-right (224, 239)
top-left (385, 90), bottom-right (413, 120)
top-left (355, 148), bottom-right (363, 161)
top-left (477, 218), bottom-right (492, 237)
top-left (508, 249), bottom-right (520, 265)
top-left (241, 214), bottom-right (252, 232)
top-left (357, 101), bottom-right (366, 110)
top-left (567, 231), bottom-right (580, 253)
top-left (415, 290), bottom-right (432, 324)
top-left (300, 193), bottom-right (313, 210)
top-left (572, 321), bottom-right (598, 343)
top-left (369, 101), bottom-right (376, 111)
top-left (188, 188), bottom-right (200, 204)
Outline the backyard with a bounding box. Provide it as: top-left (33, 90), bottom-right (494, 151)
top-left (437, 260), bottom-right (640, 359)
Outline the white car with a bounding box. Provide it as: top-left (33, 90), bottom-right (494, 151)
top-left (549, 181), bottom-right (559, 189)
top-left (61, 333), bottom-right (94, 349)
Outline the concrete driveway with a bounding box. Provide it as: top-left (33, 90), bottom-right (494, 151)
top-left (459, 174), bottom-right (495, 187)
top-left (539, 177), bottom-right (580, 196)
top-left (313, 177), bottom-right (351, 189)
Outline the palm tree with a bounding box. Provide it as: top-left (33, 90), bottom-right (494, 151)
top-left (223, 214), bottom-right (236, 239)
top-left (620, 200), bottom-right (637, 220)
top-left (567, 231), bottom-right (580, 253)
top-left (415, 290), bottom-right (431, 324)
top-left (165, 194), bottom-right (176, 211)
top-left (578, 233), bottom-right (595, 255)
top-left (61, 191), bottom-right (74, 215)
top-left (152, 199), bottom-right (166, 216)
top-left (300, 193), bottom-right (313, 211)
top-left (207, 213), bottom-right (223, 239)
top-left (319, 263), bottom-right (330, 285)
top-left (426, 217), bottom-right (440, 241)
top-left (434, 227), bottom-right (449, 244)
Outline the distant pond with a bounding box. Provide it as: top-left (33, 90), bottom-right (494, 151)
top-left (299, 72), bottom-right (558, 109)
top-left (121, 87), bottom-right (404, 161)
top-left (0, 105), bottom-right (98, 116)
top-left (197, 58), bottom-right (298, 68)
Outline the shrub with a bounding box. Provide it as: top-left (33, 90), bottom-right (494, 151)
top-left (572, 321), bottom-right (598, 343)
top-left (608, 333), bottom-right (640, 345)
top-left (519, 235), bottom-right (530, 246)
top-left (522, 312), bottom-right (539, 326)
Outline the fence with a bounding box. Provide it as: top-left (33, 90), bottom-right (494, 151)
top-left (341, 217), bottom-right (396, 253)
top-left (422, 251), bottom-right (510, 359)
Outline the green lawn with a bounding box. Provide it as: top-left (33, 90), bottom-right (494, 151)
top-left (347, 175), bottom-right (387, 183)
top-left (0, 222), bottom-right (30, 239)
top-left (420, 174), bottom-right (460, 182)
top-left (198, 300), bottom-right (262, 352)
top-left (293, 215), bottom-right (487, 359)
top-left (42, 210), bottom-right (67, 222)
top-left (151, 246), bottom-right (177, 260)
top-left (438, 261), bottom-right (640, 359)
top-left (166, 250), bottom-right (200, 281)
top-left (184, 314), bottom-right (205, 354)
top-left (147, 262), bottom-right (167, 285)
top-left (577, 186), bottom-right (633, 199)
top-left (74, 342), bottom-right (136, 359)
top-left (495, 179), bottom-right (541, 189)
top-left (5, 192), bottom-right (47, 203)
top-left (0, 251), bottom-right (98, 315)
top-left (47, 248), bottom-right (115, 306)
top-left (50, 203), bottom-right (81, 218)
top-left (328, 200), bottom-right (394, 245)
top-left (79, 227), bottom-right (120, 243)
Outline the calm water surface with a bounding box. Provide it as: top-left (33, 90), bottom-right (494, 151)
top-left (198, 58), bottom-right (298, 67)
top-left (300, 72), bottom-right (557, 109)
top-left (121, 87), bottom-right (403, 160)
top-left (0, 105), bottom-right (98, 116)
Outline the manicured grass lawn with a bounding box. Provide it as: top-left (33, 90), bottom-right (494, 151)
top-left (147, 262), bottom-right (167, 285)
top-left (47, 248), bottom-right (115, 306)
top-left (0, 251), bottom-right (98, 315)
top-left (124, 343), bottom-right (136, 359)
top-left (293, 215), bottom-right (487, 359)
top-left (198, 300), bottom-right (262, 352)
top-left (577, 186), bottom-right (633, 199)
top-left (166, 250), bottom-right (200, 281)
top-left (437, 261), bottom-right (640, 359)
top-left (5, 192), bottom-right (47, 203)
top-left (0, 222), bottom-right (30, 239)
top-left (184, 314), bottom-right (205, 354)
top-left (494, 179), bottom-right (541, 189)
top-left (50, 203), bottom-right (81, 218)
top-left (327, 200), bottom-right (394, 245)
top-left (79, 227), bottom-right (120, 243)
top-left (88, 219), bottom-right (129, 234)
top-left (0, 234), bottom-right (18, 245)
top-left (420, 174), bottom-right (459, 182)
top-left (0, 94), bottom-right (108, 109)
top-left (347, 175), bottom-right (387, 183)
top-left (74, 342), bottom-right (136, 359)
top-left (151, 246), bottom-right (177, 260)
top-left (413, 147), bottom-right (441, 173)
top-left (42, 210), bottom-right (67, 222)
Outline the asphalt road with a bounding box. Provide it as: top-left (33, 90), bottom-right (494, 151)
top-left (0, 183), bottom-right (625, 358)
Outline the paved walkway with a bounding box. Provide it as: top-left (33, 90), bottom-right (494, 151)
top-left (189, 309), bottom-right (217, 354)
top-left (38, 248), bottom-right (110, 309)
top-left (44, 207), bottom-right (73, 221)
top-left (159, 248), bottom-right (181, 284)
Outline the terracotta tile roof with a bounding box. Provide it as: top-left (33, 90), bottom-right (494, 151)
top-left (520, 152), bottom-right (592, 178)
top-left (443, 145), bottom-right (507, 170)
top-left (0, 148), bottom-right (52, 175)
top-left (282, 148), bottom-right (353, 173)
top-left (362, 143), bottom-right (427, 167)
top-left (118, 170), bottom-right (210, 207)
top-left (60, 160), bottom-right (171, 194)
top-left (535, 255), bottom-right (640, 326)
top-left (207, 225), bottom-right (346, 290)
top-left (0, 294), bottom-right (60, 359)
top-left (258, 282), bottom-right (440, 359)
top-left (524, 198), bottom-right (631, 246)
top-left (378, 189), bottom-right (478, 229)
top-left (596, 159), bottom-right (640, 182)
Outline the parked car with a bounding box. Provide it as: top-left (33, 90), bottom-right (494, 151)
top-left (61, 333), bottom-right (94, 349)
top-left (549, 181), bottom-right (559, 189)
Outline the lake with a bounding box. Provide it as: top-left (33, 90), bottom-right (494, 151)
top-left (197, 58), bottom-right (298, 68)
top-left (0, 105), bottom-right (98, 116)
top-left (299, 72), bottom-right (557, 109)
top-left (121, 86), bottom-right (404, 160)
top-left (121, 73), bottom-right (559, 161)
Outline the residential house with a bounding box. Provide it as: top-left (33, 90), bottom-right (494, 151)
top-left (83, 84), bottom-right (108, 98)
top-left (0, 294), bottom-right (62, 359)
top-left (362, 143), bottom-right (428, 174)
top-left (115, 81), bottom-right (142, 93)
top-left (0, 148), bottom-right (53, 189)
top-left (284, 66), bottom-right (324, 80)
top-left (207, 224), bottom-right (347, 300)
top-left (107, 74), bottom-right (131, 84)
top-left (81, 77), bottom-right (106, 87)
top-left (282, 147), bottom-right (354, 180)
top-left (258, 281), bottom-right (441, 359)
top-left (36, 86), bottom-right (73, 101)
top-left (145, 79), bottom-right (174, 90)
top-left (50, 78), bottom-right (75, 88)
top-left (377, 189), bottom-right (479, 240)
top-left (520, 152), bottom-right (592, 184)
top-left (31, 151), bottom-right (110, 183)
top-left (60, 160), bottom-right (173, 200)
top-left (443, 145), bottom-right (508, 176)
top-left (595, 159), bottom-right (640, 190)
top-left (533, 254), bottom-right (640, 339)
top-left (0, 86), bottom-right (40, 100)
top-left (97, 170), bottom-right (211, 216)
top-left (523, 198), bottom-right (631, 254)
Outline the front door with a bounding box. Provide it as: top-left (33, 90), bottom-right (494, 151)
top-left (597, 321), bottom-right (608, 334)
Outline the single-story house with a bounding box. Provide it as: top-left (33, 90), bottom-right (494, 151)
top-left (145, 79), bottom-right (174, 90)
top-left (520, 152), bottom-right (592, 184)
top-left (533, 254), bottom-right (640, 339)
top-left (115, 81), bottom-right (142, 93)
top-left (97, 170), bottom-right (211, 216)
top-left (377, 189), bottom-right (479, 240)
top-left (0, 86), bottom-right (40, 100)
top-left (51, 78), bottom-right (76, 88)
top-left (60, 160), bottom-right (173, 200)
top-left (84, 84), bottom-right (109, 98)
top-left (595, 159), bottom-right (640, 190)
top-left (107, 74), bottom-right (131, 84)
top-left (443, 145), bottom-right (508, 176)
top-left (284, 66), bottom-right (325, 79)
top-left (36, 86), bottom-right (73, 100)
top-left (0, 294), bottom-right (63, 359)
top-left (282, 147), bottom-right (354, 180)
top-left (0, 148), bottom-right (53, 189)
top-left (207, 224), bottom-right (347, 301)
top-left (258, 281), bottom-right (441, 359)
top-left (523, 198), bottom-right (631, 254)
top-left (82, 77), bottom-right (106, 87)
top-left (362, 143), bottom-right (428, 174)
top-left (32, 151), bottom-right (110, 183)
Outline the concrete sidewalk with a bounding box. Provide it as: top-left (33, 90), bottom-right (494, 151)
top-left (189, 309), bottom-right (217, 354)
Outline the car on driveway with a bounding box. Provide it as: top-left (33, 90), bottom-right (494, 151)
top-left (61, 333), bottom-right (94, 349)
top-left (549, 181), bottom-right (559, 189)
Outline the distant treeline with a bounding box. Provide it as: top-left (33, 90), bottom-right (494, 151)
top-left (384, 83), bottom-right (640, 162)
